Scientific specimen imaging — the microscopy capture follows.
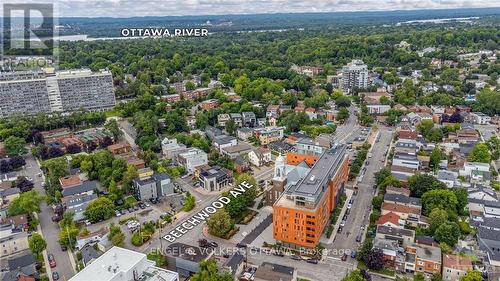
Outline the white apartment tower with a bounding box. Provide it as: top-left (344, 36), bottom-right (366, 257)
top-left (341, 59), bottom-right (368, 94)
top-left (0, 69), bottom-right (115, 118)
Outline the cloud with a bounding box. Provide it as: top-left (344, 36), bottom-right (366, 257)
top-left (2, 0), bottom-right (498, 17)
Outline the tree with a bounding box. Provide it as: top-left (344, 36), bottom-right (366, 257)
top-left (341, 270), bottom-right (367, 281)
top-left (337, 107), bottom-right (349, 123)
top-left (183, 192), bottom-right (196, 212)
top-left (28, 232), bottom-right (47, 257)
top-left (434, 221), bottom-right (461, 247)
top-left (357, 239), bottom-right (373, 262)
top-left (4, 136), bottom-right (27, 156)
top-left (468, 143), bottom-right (491, 163)
top-left (428, 208), bottom-right (448, 234)
top-left (430, 148), bottom-right (445, 170)
top-left (431, 273), bottom-right (443, 281)
top-left (422, 189), bottom-right (458, 216)
top-left (335, 96), bottom-right (351, 107)
top-left (108, 223), bottom-right (125, 246)
top-left (365, 248), bottom-right (384, 270)
top-left (460, 270), bottom-right (483, 281)
top-left (414, 273), bottom-right (425, 281)
top-left (225, 119), bottom-right (237, 136)
top-left (190, 260), bottom-right (233, 281)
top-left (8, 190), bottom-right (42, 216)
top-left (408, 174), bottom-right (446, 198)
top-left (207, 209), bottom-right (234, 238)
top-left (84, 197), bottom-right (115, 223)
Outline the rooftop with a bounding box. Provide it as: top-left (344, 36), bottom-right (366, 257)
top-left (377, 225), bottom-right (415, 238)
top-left (384, 193), bottom-right (421, 206)
top-left (164, 243), bottom-right (209, 263)
top-left (381, 202), bottom-right (420, 215)
top-left (414, 244), bottom-right (442, 263)
top-left (254, 262), bottom-right (295, 281)
top-left (69, 246), bottom-right (178, 281)
top-left (442, 254), bottom-right (472, 271)
top-left (281, 144), bottom-right (347, 206)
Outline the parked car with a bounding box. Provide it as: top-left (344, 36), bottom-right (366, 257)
top-left (138, 202), bottom-right (146, 209)
top-left (60, 244), bottom-right (67, 251)
top-left (351, 251), bottom-right (357, 258)
top-left (133, 205), bottom-right (139, 211)
top-left (291, 255), bottom-right (302, 261)
top-left (52, 271), bottom-right (59, 280)
top-left (341, 253), bottom-right (348, 261)
top-left (356, 234), bottom-right (362, 242)
top-left (128, 207), bottom-right (134, 213)
top-left (48, 253), bottom-right (56, 268)
top-left (273, 251), bottom-right (284, 257)
top-left (208, 241), bottom-right (218, 248)
top-left (84, 220), bottom-right (91, 226)
top-left (306, 259), bottom-right (318, 264)
top-left (51, 215), bottom-right (61, 223)
top-left (120, 209), bottom-right (127, 215)
top-left (236, 242), bottom-right (247, 248)
top-left (115, 210), bottom-right (121, 217)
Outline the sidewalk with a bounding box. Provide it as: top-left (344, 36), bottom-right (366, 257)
top-left (321, 189), bottom-right (353, 245)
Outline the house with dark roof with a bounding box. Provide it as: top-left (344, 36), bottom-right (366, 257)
top-left (222, 253), bottom-right (245, 276)
top-left (164, 243), bottom-right (211, 277)
top-left (376, 225), bottom-right (415, 247)
top-left (254, 262), bottom-right (296, 281)
top-left (59, 174), bottom-right (98, 198)
top-left (384, 193), bottom-right (421, 210)
top-left (132, 173), bottom-right (174, 201)
top-left (477, 226), bottom-right (500, 266)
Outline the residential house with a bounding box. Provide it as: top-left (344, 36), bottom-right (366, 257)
top-left (442, 254), bottom-right (472, 281)
top-left (75, 227), bottom-right (109, 250)
top-left (217, 114), bottom-right (231, 127)
top-left (164, 243), bottom-right (211, 278)
top-left (213, 135), bottom-right (238, 152)
top-left (373, 237), bottom-right (401, 269)
top-left (376, 212), bottom-right (405, 228)
top-left (229, 113), bottom-right (243, 127)
top-left (0, 252), bottom-right (38, 281)
top-left (376, 225), bottom-right (415, 247)
top-left (471, 112), bottom-right (491, 125)
top-left (237, 128), bottom-right (254, 141)
top-left (106, 143), bottom-right (131, 155)
top-left (381, 202), bottom-right (421, 220)
top-left (253, 262), bottom-right (296, 281)
top-left (177, 148), bottom-right (208, 173)
top-left (220, 143), bottom-right (253, 159)
top-left (255, 127), bottom-right (285, 145)
top-left (437, 170), bottom-right (459, 188)
top-left (460, 162), bottom-right (491, 185)
top-left (222, 253), bottom-right (245, 278)
top-left (161, 138), bottom-right (187, 161)
top-left (0, 228), bottom-right (29, 258)
top-left (59, 174), bottom-right (98, 198)
top-left (406, 244), bottom-right (442, 275)
top-left (242, 111), bottom-right (256, 127)
top-left (248, 148), bottom-right (272, 167)
top-left (205, 126), bottom-right (223, 141)
top-left (383, 193), bottom-right (421, 210)
top-left (200, 99), bottom-right (219, 110)
top-left (133, 172), bottom-right (174, 201)
top-left (477, 225), bottom-right (500, 266)
top-left (199, 166), bottom-right (233, 192)
top-left (61, 193), bottom-right (98, 221)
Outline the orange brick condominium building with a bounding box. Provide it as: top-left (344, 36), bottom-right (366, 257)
top-left (273, 145), bottom-right (349, 249)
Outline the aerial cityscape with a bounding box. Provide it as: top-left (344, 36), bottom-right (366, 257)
top-left (0, 2), bottom-right (499, 281)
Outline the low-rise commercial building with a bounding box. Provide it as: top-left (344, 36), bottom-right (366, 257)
top-left (199, 166), bottom-right (233, 192)
top-left (69, 246), bottom-right (179, 281)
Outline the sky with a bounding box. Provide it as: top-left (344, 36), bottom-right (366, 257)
top-left (2, 0), bottom-right (499, 17)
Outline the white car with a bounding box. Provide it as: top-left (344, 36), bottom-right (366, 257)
top-left (84, 220), bottom-right (91, 226)
top-left (115, 210), bottom-right (121, 217)
top-left (347, 203), bottom-right (352, 209)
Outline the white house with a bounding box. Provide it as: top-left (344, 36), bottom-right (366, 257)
top-left (248, 148), bottom-right (272, 167)
top-left (75, 227), bottom-right (110, 251)
top-left (470, 112), bottom-right (491, 125)
top-left (177, 148), bottom-right (208, 173)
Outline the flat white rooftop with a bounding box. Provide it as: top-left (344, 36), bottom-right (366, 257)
top-left (69, 246), bottom-right (178, 281)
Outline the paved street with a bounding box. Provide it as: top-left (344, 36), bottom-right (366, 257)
top-left (23, 154), bottom-right (75, 281)
top-left (329, 127), bottom-right (393, 260)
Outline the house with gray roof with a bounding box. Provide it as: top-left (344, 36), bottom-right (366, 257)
top-left (133, 173), bottom-right (174, 201)
top-left (383, 193), bottom-right (421, 210)
top-left (376, 225), bottom-right (415, 247)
